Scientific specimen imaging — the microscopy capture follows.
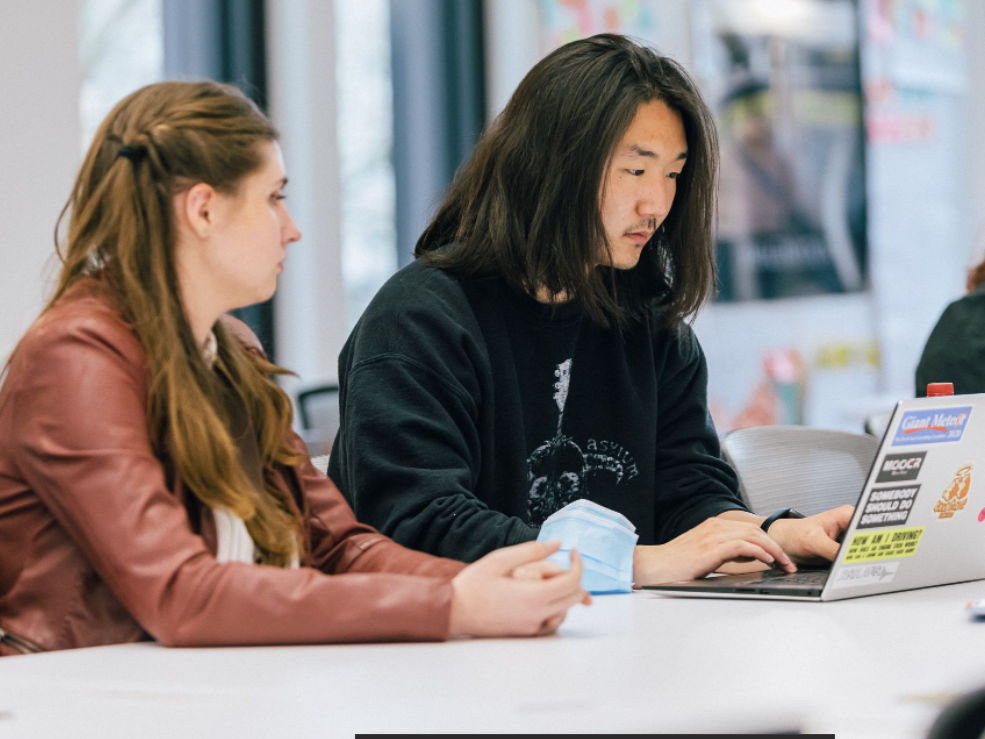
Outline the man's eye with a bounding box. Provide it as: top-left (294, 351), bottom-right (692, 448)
top-left (272, 193), bottom-right (286, 202)
top-left (628, 169), bottom-right (644, 176)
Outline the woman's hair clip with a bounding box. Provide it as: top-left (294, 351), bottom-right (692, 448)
top-left (117, 144), bottom-right (148, 163)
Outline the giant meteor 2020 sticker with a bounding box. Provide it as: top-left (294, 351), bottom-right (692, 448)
top-left (842, 526), bottom-right (926, 563)
top-left (857, 485), bottom-right (921, 528)
top-left (892, 407), bottom-right (972, 446)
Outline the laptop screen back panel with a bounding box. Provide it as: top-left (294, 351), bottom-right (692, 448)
top-left (822, 394), bottom-right (985, 600)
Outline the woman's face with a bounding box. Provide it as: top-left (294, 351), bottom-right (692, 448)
top-left (200, 140), bottom-right (301, 310)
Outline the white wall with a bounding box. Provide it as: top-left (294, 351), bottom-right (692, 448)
top-left (971, 0), bottom-right (985, 256)
top-left (0, 0), bottom-right (82, 361)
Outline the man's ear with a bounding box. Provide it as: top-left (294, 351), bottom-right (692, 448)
top-left (182, 182), bottom-right (217, 239)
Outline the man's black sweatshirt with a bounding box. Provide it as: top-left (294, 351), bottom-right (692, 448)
top-left (328, 259), bottom-right (746, 562)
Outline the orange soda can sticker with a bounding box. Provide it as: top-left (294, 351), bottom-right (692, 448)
top-left (934, 464), bottom-right (973, 519)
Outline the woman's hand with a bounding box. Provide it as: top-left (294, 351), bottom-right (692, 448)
top-left (632, 517), bottom-right (796, 587)
top-left (511, 551), bottom-right (594, 632)
top-left (449, 541), bottom-right (591, 638)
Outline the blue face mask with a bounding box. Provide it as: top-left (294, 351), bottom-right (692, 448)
top-left (537, 499), bottom-right (638, 593)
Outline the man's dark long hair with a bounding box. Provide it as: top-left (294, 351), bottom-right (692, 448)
top-left (415, 34), bottom-right (719, 329)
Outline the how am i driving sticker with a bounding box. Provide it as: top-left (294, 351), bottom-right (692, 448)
top-left (842, 526), bottom-right (926, 564)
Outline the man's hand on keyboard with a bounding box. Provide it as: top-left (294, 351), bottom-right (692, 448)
top-left (767, 505), bottom-right (855, 564)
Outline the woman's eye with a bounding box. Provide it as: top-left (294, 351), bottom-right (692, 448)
top-left (668, 172), bottom-right (680, 180)
top-left (272, 193), bottom-right (286, 202)
top-left (628, 169), bottom-right (644, 176)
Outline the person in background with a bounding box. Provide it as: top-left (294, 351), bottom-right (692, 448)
top-left (916, 255), bottom-right (985, 396)
top-left (328, 34), bottom-right (852, 587)
top-left (0, 81), bottom-right (588, 656)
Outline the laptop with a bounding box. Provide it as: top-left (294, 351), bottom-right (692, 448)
top-left (645, 393), bottom-right (985, 601)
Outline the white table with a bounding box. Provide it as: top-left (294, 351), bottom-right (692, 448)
top-left (2, 581), bottom-right (985, 738)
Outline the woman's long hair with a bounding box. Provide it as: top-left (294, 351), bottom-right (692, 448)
top-left (416, 34), bottom-right (719, 329)
top-left (47, 81), bottom-right (303, 566)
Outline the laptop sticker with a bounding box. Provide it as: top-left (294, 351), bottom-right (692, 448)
top-left (892, 407), bottom-right (972, 446)
top-left (830, 561), bottom-right (900, 590)
top-left (857, 485), bottom-right (920, 529)
top-left (875, 452), bottom-right (927, 483)
top-left (842, 526), bottom-right (925, 563)
top-left (934, 464), bottom-right (973, 520)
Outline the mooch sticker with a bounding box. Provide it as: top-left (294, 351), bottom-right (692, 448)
top-left (875, 452), bottom-right (927, 483)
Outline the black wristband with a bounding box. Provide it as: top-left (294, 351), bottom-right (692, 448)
top-left (761, 507), bottom-right (806, 534)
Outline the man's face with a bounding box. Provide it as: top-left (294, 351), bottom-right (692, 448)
top-left (600, 99), bottom-right (687, 269)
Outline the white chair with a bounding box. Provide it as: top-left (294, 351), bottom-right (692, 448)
top-left (721, 425), bottom-right (878, 517)
top-left (296, 384), bottom-right (340, 456)
top-left (864, 410), bottom-right (894, 439)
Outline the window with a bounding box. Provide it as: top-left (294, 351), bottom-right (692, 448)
top-left (80, 0), bottom-right (164, 150)
top-left (334, 0), bottom-right (398, 327)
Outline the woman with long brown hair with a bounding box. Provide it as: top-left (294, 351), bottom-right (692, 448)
top-left (0, 81), bottom-right (588, 655)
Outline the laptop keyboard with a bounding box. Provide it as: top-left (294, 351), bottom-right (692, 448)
top-left (730, 568), bottom-right (830, 587)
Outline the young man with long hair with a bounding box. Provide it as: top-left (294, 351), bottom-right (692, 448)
top-left (0, 81), bottom-right (589, 655)
top-left (329, 35), bottom-right (852, 585)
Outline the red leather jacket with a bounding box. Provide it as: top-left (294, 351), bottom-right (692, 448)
top-left (0, 278), bottom-right (464, 655)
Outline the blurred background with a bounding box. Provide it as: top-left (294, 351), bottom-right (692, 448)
top-left (2, 0), bottom-right (984, 447)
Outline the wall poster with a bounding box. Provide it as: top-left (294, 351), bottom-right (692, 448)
top-left (691, 0), bottom-right (868, 302)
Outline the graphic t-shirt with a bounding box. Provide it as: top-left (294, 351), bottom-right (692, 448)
top-left (503, 303), bottom-right (642, 526)
top-left (328, 259), bottom-right (746, 562)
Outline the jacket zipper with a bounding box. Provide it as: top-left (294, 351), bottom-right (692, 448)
top-left (0, 625), bottom-right (41, 655)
